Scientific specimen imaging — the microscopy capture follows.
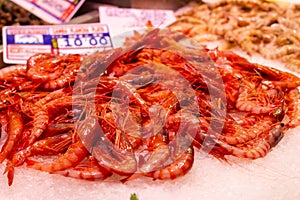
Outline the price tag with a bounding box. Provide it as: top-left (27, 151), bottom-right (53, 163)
top-left (10, 0), bottom-right (86, 24)
top-left (2, 23), bottom-right (113, 64)
top-left (99, 7), bottom-right (177, 37)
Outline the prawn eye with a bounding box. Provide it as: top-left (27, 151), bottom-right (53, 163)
top-left (273, 107), bottom-right (284, 121)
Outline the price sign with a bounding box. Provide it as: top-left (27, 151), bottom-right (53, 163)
top-left (99, 7), bottom-right (177, 37)
top-left (2, 23), bottom-right (113, 64)
top-left (10, 0), bottom-right (85, 24)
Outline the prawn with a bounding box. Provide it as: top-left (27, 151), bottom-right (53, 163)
top-left (0, 112), bottom-right (8, 140)
top-left (10, 131), bottom-right (72, 169)
top-left (92, 135), bottom-right (137, 175)
top-left (29, 94), bottom-right (73, 145)
top-left (54, 156), bottom-right (112, 181)
top-left (0, 65), bottom-right (27, 79)
top-left (122, 144), bottom-right (170, 182)
top-left (139, 131), bottom-right (170, 173)
top-left (31, 87), bottom-right (72, 114)
top-left (285, 89), bottom-right (300, 128)
top-left (26, 53), bottom-right (61, 82)
top-left (235, 88), bottom-right (283, 114)
top-left (75, 105), bottom-right (137, 176)
top-left (91, 113), bottom-right (137, 175)
top-left (0, 65), bottom-right (35, 91)
top-left (148, 146), bottom-right (194, 180)
top-left (26, 139), bottom-right (88, 172)
top-left (210, 0), bottom-right (261, 7)
top-left (217, 124), bottom-right (284, 159)
top-left (219, 117), bottom-right (275, 145)
top-left (42, 58), bottom-right (84, 90)
top-left (211, 49), bottom-right (300, 88)
top-left (27, 54), bottom-right (84, 83)
top-left (29, 132), bottom-right (73, 156)
top-left (262, 45), bottom-right (300, 60)
top-left (0, 108), bottom-right (23, 163)
top-left (235, 77), bottom-right (284, 114)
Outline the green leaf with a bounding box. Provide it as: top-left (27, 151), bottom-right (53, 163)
top-left (130, 193), bottom-right (139, 200)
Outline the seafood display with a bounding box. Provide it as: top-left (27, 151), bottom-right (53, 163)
top-left (0, 28), bottom-right (300, 186)
top-left (169, 0), bottom-right (300, 73)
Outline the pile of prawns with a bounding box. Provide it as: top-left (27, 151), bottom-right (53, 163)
top-left (0, 29), bottom-right (299, 186)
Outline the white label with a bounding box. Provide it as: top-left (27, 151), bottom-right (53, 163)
top-left (99, 7), bottom-right (177, 37)
top-left (2, 23), bottom-right (113, 64)
top-left (10, 0), bottom-right (86, 24)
